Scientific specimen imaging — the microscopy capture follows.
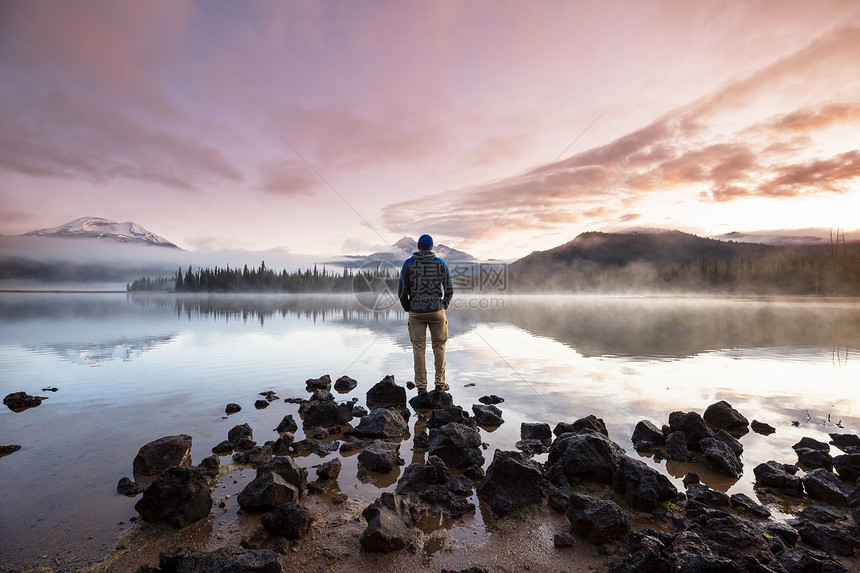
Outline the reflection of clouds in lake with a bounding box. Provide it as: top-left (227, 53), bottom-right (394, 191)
top-left (27, 335), bottom-right (175, 366)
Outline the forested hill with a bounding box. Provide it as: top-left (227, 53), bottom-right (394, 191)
top-left (509, 230), bottom-right (775, 273)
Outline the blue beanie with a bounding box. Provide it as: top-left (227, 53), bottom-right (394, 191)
top-left (417, 234), bottom-right (433, 250)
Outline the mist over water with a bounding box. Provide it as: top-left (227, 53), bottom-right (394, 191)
top-left (1, 292), bottom-right (859, 569)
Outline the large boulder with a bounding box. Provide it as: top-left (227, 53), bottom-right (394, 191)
top-left (258, 456), bottom-right (308, 493)
top-left (155, 546), bottom-right (287, 573)
top-left (409, 391), bottom-right (454, 411)
top-left (753, 461), bottom-right (803, 495)
top-left (347, 408), bottom-right (407, 438)
top-left (796, 448), bottom-right (834, 471)
top-left (567, 493), bottom-right (630, 545)
top-left (134, 466), bottom-right (212, 527)
top-left (228, 424), bottom-right (253, 446)
top-left (667, 411), bottom-right (714, 449)
top-left (334, 375), bottom-right (357, 393)
top-left (306, 374), bottom-right (332, 390)
top-left (700, 437), bottom-right (743, 478)
top-left (612, 456), bottom-right (678, 512)
top-left (802, 468), bottom-right (850, 507)
top-left (428, 422), bottom-right (484, 469)
top-left (546, 429), bottom-right (625, 484)
top-left (703, 400), bottom-right (749, 432)
top-left (798, 522), bottom-right (860, 556)
top-left (365, 375), bottom-right (406, 410)
top-left (631, 420), bottom-right (665, 450)
top-left (395, 455), bottom-right (450, 495)
top-left (3, 391), bottom-right (45, 412)
top-left (301, 395), bottom-right (353, 428)
top-left (834, 453), bottom-right (860, 482)
top-left (274, 415), bottom-right (298, 434)
top-left (691, 513), bottom-right (773, 565)
top-left (521, 423), bottom-right (552, 442)
top-left (471, 404), bottom-right (504, 426)
top-left (237, 472), bottom-right (300, 511)
top-left (260, 503), bottom-right (313, 538)
top-left (426, 406), bottom-right (474, 429)
top-left (359, 493), bottom-right (415, 552)
top-left (665, 431), bottom-right (694, 462)
top-left (358, 440), bottom-right (401, 473)
top-left (830, 433), bottom-right (860, 450)
top-left (793, 437), bottom-right (830, 451)
top-left (476, 450), bottom-right (543, 517)
top-left (133, 434), bottom-right (193, 476)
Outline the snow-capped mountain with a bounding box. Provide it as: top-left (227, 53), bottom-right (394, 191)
top-left (24, 217), bottom-right (180, 248)
top-left (332, 236), bottom-right (477, 267)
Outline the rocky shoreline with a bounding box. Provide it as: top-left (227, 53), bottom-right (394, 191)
top-left (8, 374), bottom-right (860, 572)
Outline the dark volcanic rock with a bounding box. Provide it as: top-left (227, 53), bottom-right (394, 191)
top-left (156, 545), bottom-right (287, 572)
top-left (833, 453), bottom-right (860, 482)
top-left (685, 482), bottom-right (730, 510)
top-left (798, 522), bottom-right (860, 556)
top-left (830, 433), bottom-right (860, 450)
top-left (751, 420), bottom-right (776, 435)
top-left (117, 477), bottom-right (149, 496)
top-left (236, 437), bottom-right (256, 451)
top-left (703, 400), bottom-right (749, 432)
top-left (317, 458), bottom-right (341, 480)
top-left (515, 439), bottom-right (549, 455)
top-left (347, 408), bottom-right (407, 438)
top-left (134, 466), bottom-right (212, 527)
top-left (352, 405), bottom-right (369, 417)
top-left (428, 422), bottom-right (484, 469)
top-left (768, 547), bottom-right (851, 573)
top-left (225, 403), bottom-right (241, 414)
top-left (228, 424), bottom-right (253, 446)
top-left (0, 444), bottom-right (22, 456)
top-left (260, 503), bottom-right (313, 538)
top-left (730, 492), bottom-right (771, 518)
top-left (419, 484), bottom-right (475, 518)
top-left (754, 461), bottom-right (803, 495)
top-left (258, 457), bottom-right (308, 492)
top-left (448, 475), bottom-right (473, 496)
top-left (608, 546), bottom-right (670, 573)
top-left (712, 429), bottom-right (744, 456)
top-left (395, 455), bottom-right (450, 495)
top-left (212, 440), bottom-right (233, 455)
top-left (409, 390), bottom-right (454, 411)
top-left (274, 415), bottom-right (298, 434)
top-left (254, 399), bottom-right (269, 409)
top-left (359, 493), bottom-right (415, 552)
top-left (133, 434), bottom-right (193, 476)
top-left (631, 420), bottom-right (665, 450)
top-left (271, 433), bottom-right (294, 455)
top-left (802, 468), bottom-right (850, 506)
top-left (665, 431), bottom-right (695, 462)
top-left (237, 473), bottom-right (300, 511)
top-left (365, 375), bottom-right (406, 410)
top-left (357, 440), bottom-right (401, 473)
top-left (426, 406), bottom-right (474, 429)
top-left (471, 404), bottom-right (504, 426)
top-left (334, 375), bottom-right (357, 393)
top-left (339, 436), bottom-right (368, 454)
top-left (479, 395), bottom-right (504, 405)
top-left (546, 429), bottom-right (625, 484)
top-left (699, 437), bottom-right (743, 478)
top-left (476, 450), bottom-right (543, 517)
top-left (796, 447), bottom-right (834, 471)
top-left (796, 504), bottom-right (846, 523)
top-left (693, 513), bottom-right (773, 565)
top-left (198, 455), bottom-right (220, 477)
top-left (794, 436), bottom-right (830, 452)
top-left (667, 411), bottom-right (714, 449)
top-left (412, 429), bottom-right (428, 450)
top-left (301, 397), bottom-right (352, 429)
top-left (573, 415), bottom-right (608, 436)
top-left (306, 374), bottom-right (332, 391)
top-left (520, 422), bottom-right (551, 442)
top-left (3, 391), bottom-right (45, 411)
top-left (567, 493), bottom-right (630, 545)
top-left (612, 456), bottom-right (678, 512)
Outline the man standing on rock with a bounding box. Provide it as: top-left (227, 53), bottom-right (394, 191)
top-left (398, 234), bottom-right (454, 395)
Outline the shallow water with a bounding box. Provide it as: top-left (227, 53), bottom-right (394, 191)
top-left (1, 293), bottom-right (859, 570)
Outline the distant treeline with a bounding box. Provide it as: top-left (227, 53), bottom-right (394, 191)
top-left (127, 262), bottom-right (396, 293)
top-left (510, 251), bottom-right (860, 295)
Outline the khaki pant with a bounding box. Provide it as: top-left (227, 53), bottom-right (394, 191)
top-left (408, 310), bottom-right (448, 388)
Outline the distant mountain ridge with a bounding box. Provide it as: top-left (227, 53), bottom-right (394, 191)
top-left (332, 236), bottom-right (477, 267)
top-left (24, 217), bottom-right (180, 248)
top-left (509, 230), bottom-right (777, 274)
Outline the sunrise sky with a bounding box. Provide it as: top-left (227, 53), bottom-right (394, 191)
top-left (1, 0), bottom-right (859, 260)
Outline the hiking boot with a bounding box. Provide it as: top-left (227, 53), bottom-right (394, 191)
top-left (434, 383), bottom-right (450, 393)
top-left (417, 388), bottom-right (428, 396)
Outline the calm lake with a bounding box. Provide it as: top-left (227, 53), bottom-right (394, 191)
top-left (1, 293), bottom-right (859, 570)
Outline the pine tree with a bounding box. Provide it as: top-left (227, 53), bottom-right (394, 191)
top-left (175, 267), bottom-right (184, 292)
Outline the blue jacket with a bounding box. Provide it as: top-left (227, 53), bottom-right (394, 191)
top-left (398, 250), bottom-right (454, 313)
